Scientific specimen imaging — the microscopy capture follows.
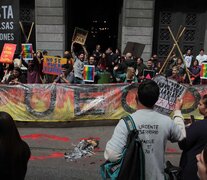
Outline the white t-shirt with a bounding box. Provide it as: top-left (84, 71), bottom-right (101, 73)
top-left (196, 54), bottom-right (207, 65)
top-left (183, 55), bottom-right (193, 68)
top-left (104, 109), bottom-right (185, 180)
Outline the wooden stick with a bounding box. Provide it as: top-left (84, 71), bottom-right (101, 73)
top-left (161, 27), bottom-right (186, 74)
top-left (19, 21), bottom-right (27, 42)
top-left (168, 26), bottom-right (192, 85)
top-left (159, 27), bottom-right (186, 74)
top-left (26, 22), bottom-right (34, 43)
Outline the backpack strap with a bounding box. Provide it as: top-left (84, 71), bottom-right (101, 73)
top-left (122, 115), bottom-right (137, 132)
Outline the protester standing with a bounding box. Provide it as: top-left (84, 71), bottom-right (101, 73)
top-left (104, 79), bottom-right (186, 180)
top-left (73, 51), bottom-right (85, 84)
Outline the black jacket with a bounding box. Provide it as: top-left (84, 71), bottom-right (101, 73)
top-left (178, 118), bottom-right (207, 180)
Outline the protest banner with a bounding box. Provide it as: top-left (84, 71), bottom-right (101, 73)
top-left (153, 75), bottom-right (187, 115)
top-left (72, 27), bottom-right (88, 45)
top-left (83, 65), bottom-right (95, 82)
top-left (0, 43), bottom-right (16, 63)
top-left (0, 83), bottom-right (205, 122)
top-left (21, 43), bottom-right (33, 60)
top-left (43, 56), bottom-right (67, 75)
top-left (200, 63), bottom-right (207, 79)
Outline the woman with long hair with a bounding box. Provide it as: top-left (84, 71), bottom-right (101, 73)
top-left (0, 112), bottom-right (31, 179)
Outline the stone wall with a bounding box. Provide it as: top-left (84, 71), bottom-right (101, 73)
top-left (35, 0), bottom-right (65, 56)
top-left (121, 0), bottom-right (155, 61)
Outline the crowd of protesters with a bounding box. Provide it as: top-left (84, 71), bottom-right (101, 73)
top-left (1, 43), bottom-right (207, 180)
top-left (0, 44), bottom-right (206, 85)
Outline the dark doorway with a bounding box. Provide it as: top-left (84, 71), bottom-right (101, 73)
top-left (65, 0), bottom-right (122, 55)
top-left (153, 0), bottom-right (207, 61)
top-left (19, 0), bottom-right (36, 53)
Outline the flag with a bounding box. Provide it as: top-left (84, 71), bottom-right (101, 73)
top-left (83, 65), bottom-right (95, 82)
top-left (21, 44), bottom-right (33, 60)
top-left (201, 63), bottom-right (207, 79)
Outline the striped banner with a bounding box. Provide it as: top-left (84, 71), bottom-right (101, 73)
top-left (83, 65), bottom-right (95, 82)
top-left (200, 63), bottom-right (207, 79)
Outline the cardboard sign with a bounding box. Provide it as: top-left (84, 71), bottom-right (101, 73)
top-left (153, 75), bottom-right (187, 115)
top-left (143, 69), bottom-right (156, 79)
top-left (72, 27), bottom-right (88, 45)
top-left (83, 65), bottom-right (95, 82)
top-left (200, 63), bottom-right (207, 79)
top-left (21, 43), bottom-right (33, 60)
top-left (123, 42), bottom-right (145, 57)
top-left (43, 56), bottom-right (67, 75)
top-left (0, 43), bottom-right (16, 64)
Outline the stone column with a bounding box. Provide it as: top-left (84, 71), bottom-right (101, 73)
top-left (121, 0), bottom-right (155, 61)
top-left (35, 0), bottom-right (65, 56)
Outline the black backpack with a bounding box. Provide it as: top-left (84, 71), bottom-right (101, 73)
top-left (117, 115), bottom-right (145, 180)
top-left (100, 115), bottom-right (145, 180)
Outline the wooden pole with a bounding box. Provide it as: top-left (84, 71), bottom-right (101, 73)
top-left (167, 26), bottom-right (192, 85)
top-left (159, 27), bottom-right (186, 74)
top-left (19, 21), bottom-right (27, 42)
top-left (26, 22), bottom-right (34, 43)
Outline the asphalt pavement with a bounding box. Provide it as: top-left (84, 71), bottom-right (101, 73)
top-left (17, 124), bottom-right (182, 180)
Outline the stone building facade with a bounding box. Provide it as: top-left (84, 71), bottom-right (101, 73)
top-left (1, 0), bottom-right (207, 61)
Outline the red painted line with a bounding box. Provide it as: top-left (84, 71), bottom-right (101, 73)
top-left (166, 148), bottom-right (178, 153)
top-left (30, 152), bottom-right (64, 160)
top-left (21, 134), bottom-right (70, 142)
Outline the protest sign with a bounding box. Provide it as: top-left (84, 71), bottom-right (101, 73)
top-left (143, 69), bottom-right (156, 79)
top-left (123, 42), bottom-right (145, 57)
top-left (153, 75), bottom-right (187, 115)
top-left (83, 65), bottom-right (95, 82)
top-left (0, 43), bottom-right (16, 63)
top-left (200, 63), bottom-right (207, 79)
top-left (21, 43), bottom-right (33, 60)
top-left (43, 56), bottom-right (67, 75)
top-left (72, 27), bottom-right (88, 45)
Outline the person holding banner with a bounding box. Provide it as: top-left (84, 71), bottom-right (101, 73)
top-left (1, 64), bottom-right (14, 84)
top-left (113, 66), bottom-right (138, 83)
top-left (53, 64), bottom-right (74, 84)
top-left (169, 65), bottom-right (184, 83)
top-left (104, 79), bottom-right (186, 180)
top-left (7, 67), bottom-right (27, 85)
top-left (187, 59), bottom-right (201, 85)
top-left (178, 94), bottom-right (207, 180)
top-left (21, 56), bottom-right (42, 84)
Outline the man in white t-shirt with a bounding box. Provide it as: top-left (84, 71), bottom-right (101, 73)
top-left (183, 49), bottom-right (193, 68)
top-left (196, 49), bottom-right (207, 65)
top-left (104, 80), bottom-right (186, 180)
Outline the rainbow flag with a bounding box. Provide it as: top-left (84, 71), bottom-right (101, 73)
top-left (83, 65), bottom-right (95, 82)
top-left (21, 44), bottom-right (33, 60)
top-left (201, 63), bottom-right (207, 79)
